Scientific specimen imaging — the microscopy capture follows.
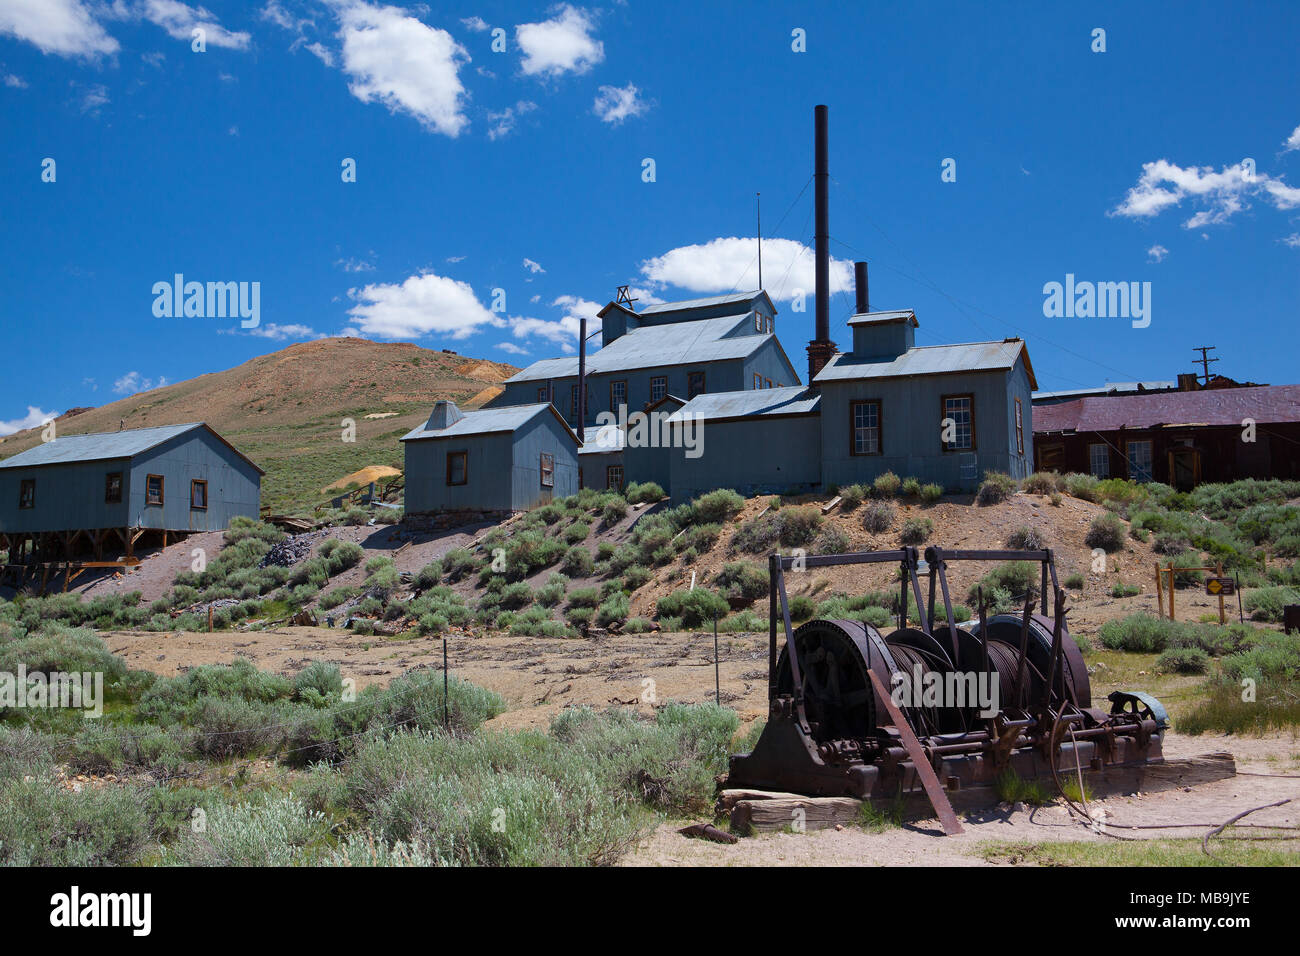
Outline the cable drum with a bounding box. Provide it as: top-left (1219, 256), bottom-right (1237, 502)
top-left (973, 613), bottom-right (1091, 708)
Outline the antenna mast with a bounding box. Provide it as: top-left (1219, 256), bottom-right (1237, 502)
top-left (756, 192), bottom-right (763, 290)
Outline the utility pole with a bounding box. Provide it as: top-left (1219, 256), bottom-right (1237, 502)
top-left (1193, 346), bottom-right (1219, 387)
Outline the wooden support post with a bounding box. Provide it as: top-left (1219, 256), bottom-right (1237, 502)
top-left (1167, 565), bottom-right (1175, 621)
top-left (1217, 561), bottom-right (1226, 625)
top-left (1155, 562), bottom-right (1165, 619)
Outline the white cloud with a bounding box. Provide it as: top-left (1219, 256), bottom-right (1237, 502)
top-left (1282, 234), bottom-right (1300, 248)
top-left (495, 341), bottom-right (529, 356)
top-left (134, 0), bottom-right (251, 50)
top-left (79, 83), bottom-right (109, 115)
top-left (486, 99), bottom-right (536, 140)
top-left (593, 83), bottom-right (648, 125)
top-left (4, 73), bottom-right (28, 88)
top-left (1146, 244), bottom-right (1169, 263)
top-left (113, 371), bottom-right (168, 395)
top-left (516, 5), bottom-right (602, 78)
top-left (640, 237), bottom-right (852, 302)
top-left (337, 0), bottom-right (471, 137)
top-left (1285, 125), bottom-right (1300, 152)
top-left (0, 405), bottom-right (58, 437)
top-left (304, 40), bottom-right (334, 66)
top-left (1110, 156), bottom-right (1300, 229)
top-left (461, 15), bottom-right (489, 32)
top-left (445, 254), bottom-right (466, 263)
top-left (0, 0), bottom-right (119, 58)
top-left (507, 295), bottom-right (601, 354)
top-left (346, 271), bottom-right (505, 340)
top-left (242, 322), bottom-right (322, 341)
top-left (522, 257), bottom-right (545, 274)
top-left (335, 255), bottom-right (376, 272)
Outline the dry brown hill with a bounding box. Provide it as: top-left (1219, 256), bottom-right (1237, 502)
top-left (0, 337), bottom-right (518, 513)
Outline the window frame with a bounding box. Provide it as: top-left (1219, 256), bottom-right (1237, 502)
top-left (606, 464), bottom-right (624, 491)
top-left (190, 479), bottom-right (208, 510)
top-left (649, 375), bottom-right (667, 404)
top-left (1088, 442), bottom-right (1110, 479)
top-left (446, 450), bottom-right (468, 486)
top-left (1127, 439), bottom-right (1154, 483)
top-left (105, 471), bottom-right (123, 504)
top-left (610, 379), bottom-right (627, 412)
top-left (849, 399), bottom-right (883, 457)
top-left (687, 370), bottom-right (706, 399)
top-left (537, 385), bottom-right (549, 403)
top-left (18, 478), bottom-right (35, 510)
top-left (753, 373), bottom-right (762, 389)
top-left (1013, 397), bottom-right (1025, 454)
top-left (940, 393), bottom-right (976, 452)
top-left (146, 474), bottom-right (165, 505)
top-left (539, 452), bottom-right (555, 488)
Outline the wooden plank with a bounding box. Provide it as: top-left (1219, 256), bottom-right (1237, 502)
top-left (731, 796), bottom-right (863, 834)
top-left (820, 495), bottom-right (843, 515)
top-left (867, 669), bottom-right (965, 835)
top-left (716, 788), bottom-right (817, 812)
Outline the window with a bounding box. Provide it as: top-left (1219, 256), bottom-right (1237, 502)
top-left (765, 378), bottom-right (772, 389)
top-left (1014, 398), bottom-right (1025, 454)
top-left (18, 479), bottom-right (35, 509)
top-left (753, 373), bottom-right (762, 389)
top-left (190, 479), bottom-right (208, 510)
top-left (941, 394), bottom-right (974, 451)
top-left (850, 400), bottom-right (882, 456)
top-left (146, 474), bottom-right (164, 505)
top-left (650, 376), bottom-right (667, 403)
top-left (754, 312), bottom-right (763, 332)
top-left (1038, 443), bottom-right (1064, 471)
top-left (610, 380), bottom-right (627, 412)
top-left (105, 472), bottom-right (123, 504)
top-left (1127, 440), bottom-right (1154, 483)
top-left (606, 465), bottom-right (624, 490)
top-left (446, 451), bottom-right (468, 486)
top-left (687, 371), bottom-right (706, 399)
top-left (537, 385), bottom-right (549, 403)
top-left (540, 453), bottom-right (555, 488)
top-left (1089, 443), bottom-right (1110, 478)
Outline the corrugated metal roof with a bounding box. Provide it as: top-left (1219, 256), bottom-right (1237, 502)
top-left (0, 423), bottom-right (205, 469)
top-left (666, 386), bottom-right (821, 424)
top-left (847, 309), bottom-right (917, 327)
top-left (578, 426), bottom-right (626, 454)
top-left (504, 312), bottom-right (771, 383)
top-left (401, 403), bottom-right (559, 441)
top-left (814, 340), bottom-right (1027, 382)
top-left (1034, 384), bottom-right (1300, 433)
top-left (638, 290), bottom-right (765, 314)
top-left (1032, 381), bottom-right (1176, 401)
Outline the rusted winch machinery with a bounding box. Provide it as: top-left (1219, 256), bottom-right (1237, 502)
top-left (727, 547), bottom-right (1168, 824)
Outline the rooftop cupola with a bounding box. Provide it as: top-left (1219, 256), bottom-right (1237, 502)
top-left (424, 400), bottom-right (465, 431)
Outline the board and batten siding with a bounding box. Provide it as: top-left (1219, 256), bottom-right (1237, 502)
top-left (0, 430), bottom-right (260, 534)
top-left (128, 432), bottom-right (262, 531)
top-left (820, 366), bottom-right (1024, 492)
top-left (403, 412), bottom-right (578, 514)
top-left (667, 414), bottom-right (822, 501)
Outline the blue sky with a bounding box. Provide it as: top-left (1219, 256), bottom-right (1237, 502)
top-left (1, 0), bottom-right (1298, 434)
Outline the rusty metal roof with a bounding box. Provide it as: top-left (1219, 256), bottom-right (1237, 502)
top-left (1033, 384), bottom-right (1300, 433)
top-left (504, 312), bottom-right (771, 383)
top-left (666, 386), bottom-right (821, 424)
top-left (814, 339), bottom-right (1028, 383)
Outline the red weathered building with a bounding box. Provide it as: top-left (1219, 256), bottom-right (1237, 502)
top-left (1032, 384), bottom-right (1300, 489)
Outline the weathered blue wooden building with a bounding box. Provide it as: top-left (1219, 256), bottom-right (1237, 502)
top-left (400, 400), bottom-right (580, 514)
top-left (491, 291), bottom-right (801, 431)
top-left (0, 422), bottom-right (263, 561)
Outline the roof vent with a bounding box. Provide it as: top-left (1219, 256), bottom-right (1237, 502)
top-left (424, 400), bottom-right (464, 431)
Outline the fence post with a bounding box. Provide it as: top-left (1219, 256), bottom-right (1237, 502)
top-left (1216, 561), bottom-right (1226, 625)
top-left (1154, 562), bottom-right (1164, 619)
top-left (1168, 565), bottom-right (1175, 621)
top-left (713, 616), bottom-right (720, 706)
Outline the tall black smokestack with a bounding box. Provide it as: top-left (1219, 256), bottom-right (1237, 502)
top-left (814, 104), bottom-right (829, 343)
top-left (807, 104), bottom-right (837, 385)
top-left (854, 261), bottom-right (869, 314)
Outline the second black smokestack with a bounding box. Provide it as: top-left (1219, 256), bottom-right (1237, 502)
top-left (814, 104), bottom-right (829, 344)
top-left (854, 261), bottom-right (868, 314)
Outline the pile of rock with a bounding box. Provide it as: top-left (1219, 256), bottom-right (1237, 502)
top-left (260, 534), bottom-right (315, 568)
